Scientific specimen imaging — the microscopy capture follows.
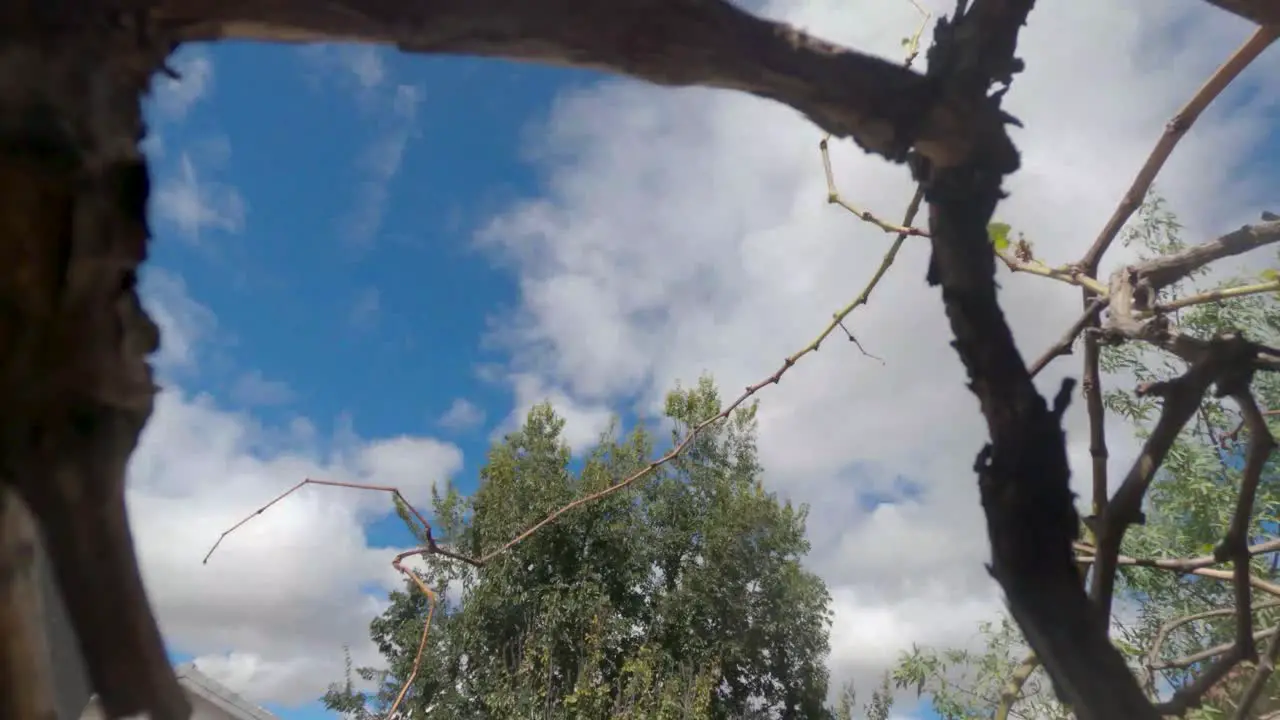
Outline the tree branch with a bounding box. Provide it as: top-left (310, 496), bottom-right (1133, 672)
top-left (1131, 218), bottom-right (1280, 292)
top-left (910, 0), bottom-right (1159, 715)
top-left (142, 0), bottom-right (1021, 173)
top-left (1196, 0), bottom-right (1280, 27)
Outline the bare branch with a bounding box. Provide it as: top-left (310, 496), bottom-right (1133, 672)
top-left (1075, 548), bottom-right (1280, 599)
top-left (1028, 298), bottom-right (1109, 378)
top-left (1070, 29), bottom-right (1279, 541)
top-left (996, 251), bottom-right (1109, 295)
top-left (1097, 265), bottom-right (1280, 372)
top-left (1196, 0), bottom-right (1280, 27)
top-left (821, 137), bottom-right (929, 238)
top-left (475, 185), bottom-right (924, 566)
top-left (1156, 278), bottom-right (1280, 314)
top-left (910, 0), bottom-right (1160, 713)
top-left (1132, 218), bottom-right (1280, 292)
top-left (150, 0), bottom-right (1019, 173)
top-left (205, 479), bottom-right (448, 715)
top-left (1236, 621), bottom-right (1280, 719)
top-left (1078, 27), bottom-right (1279, 274)
top-left (1089, 334), bottom-right (1262, 617)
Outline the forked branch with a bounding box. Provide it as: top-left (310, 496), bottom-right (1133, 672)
top-left (204, 479), bottom-right (449, 719)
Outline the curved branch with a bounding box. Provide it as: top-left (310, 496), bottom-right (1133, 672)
top-left (146, 0), bottom-right (1017, 172)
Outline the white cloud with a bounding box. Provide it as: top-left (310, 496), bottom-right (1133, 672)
top-left (344, 84), bottom-right (423, 248)
top-left (357, 436), bottom-right (465, 509)
top-left (152, 152), bottom-right (247, 246)
top-left (151, 48), bottom-right (215, 122)
top-left (144, 47), bottom-right (217, 161)
top-left (143, 49), bottom-right (246, 250)
top-left (475, 0), bottom-right (1278, 700)
top-left (141, 268), bottom-right (218, 376)
top-left (230, 370), bottom-right (296, 408)
top-left (298, 44), bottom-right (388, 103)
top-left (437, 398), bottom-right (487, 432)
top-left (129, 283), bottom-right (466, 707)
top-left (300, 45), bottom-right (424, 249)
top-left (494, 373), bottom-right (616, 451)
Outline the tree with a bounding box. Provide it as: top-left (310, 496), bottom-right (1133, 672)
top-left (8, 0), bottom-right (1275, 716)
top-left (324, 377), bottom-right (834, 719)
top-left (888, 194), bottom-right (1280, 718)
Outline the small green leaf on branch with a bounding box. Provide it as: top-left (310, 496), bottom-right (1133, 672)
top-left (987, 222), bottom-right (1012, 253)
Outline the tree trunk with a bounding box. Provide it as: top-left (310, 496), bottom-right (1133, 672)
top-left (0, 12), bottom-right (188, 720)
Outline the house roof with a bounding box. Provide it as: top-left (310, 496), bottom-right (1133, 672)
top-left (171, 663), bottom-right (279, 720)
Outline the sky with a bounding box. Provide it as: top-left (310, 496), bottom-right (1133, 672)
top-left (125, 1), bottom-right (1280, 719)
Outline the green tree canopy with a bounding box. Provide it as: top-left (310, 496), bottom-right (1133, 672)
top-left (324, 376), bottom-right (836, 719)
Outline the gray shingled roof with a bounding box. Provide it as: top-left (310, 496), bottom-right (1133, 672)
top-left (172, 663), bottom-right (279, 720)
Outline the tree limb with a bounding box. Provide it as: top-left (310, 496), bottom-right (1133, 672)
top-left (136, 0), bottom-right (1020, 173)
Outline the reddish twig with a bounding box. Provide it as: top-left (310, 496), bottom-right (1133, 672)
top-left (204, 479), bottom-right (467, 717)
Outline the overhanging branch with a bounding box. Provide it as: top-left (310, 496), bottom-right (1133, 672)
top-left (144, 0), bottom-right (1019, 172)
top-left (1196, 0), bottom-right (1280, 27)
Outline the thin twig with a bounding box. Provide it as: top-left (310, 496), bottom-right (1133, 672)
top-left (997, 251), bottom-right (1108, 295)
top-left (820, 137), bottom-right (928, 238)
top-left (478, 185), bottom-right (925, 567)
top-left (1153, 278), bottom-right (1280, 313)
top-left (1027, 297), bottom-right (1109, 378)
top-left (1078, 27), bottom-right (1279, 272)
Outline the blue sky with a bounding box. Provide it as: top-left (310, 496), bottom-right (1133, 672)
top-left (148, 42), bottom-right (601, 720)
top-left (146, 42), bottom-right (593, 443)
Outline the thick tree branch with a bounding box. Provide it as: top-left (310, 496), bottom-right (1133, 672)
top-left (912, 0), bottom-right (1158, 715)
top-left (1197, 0), bottom-right (1280, 27)
top-left (1132, 218), bottom-right (1280, 292)
top-left (136, 0), bottom-right (1019, 173)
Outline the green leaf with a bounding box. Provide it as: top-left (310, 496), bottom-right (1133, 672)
top-left (987, 222), bottom-right (1012, 253)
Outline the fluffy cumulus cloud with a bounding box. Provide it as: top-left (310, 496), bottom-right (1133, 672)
top-left (493, 372), bottom-right (616, 450)
top-left (129, 283), bottom-right (465, 706)
top-left (477, 0), bottom-right (1279, 700)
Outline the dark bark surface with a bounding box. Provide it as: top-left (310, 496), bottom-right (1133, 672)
top-left (0, 12), bottom-right (188, 720)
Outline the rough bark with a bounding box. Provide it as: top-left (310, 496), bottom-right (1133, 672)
top-left (0, 11), bottom-right (189, 720)
top-left (911, 2), bottom-right (1160, 718)
top-left (154, 0), bottom-right (1020, 173)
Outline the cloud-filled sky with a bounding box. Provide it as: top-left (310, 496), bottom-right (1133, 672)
top-left (130, 2), bottom-right (1279, 719)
